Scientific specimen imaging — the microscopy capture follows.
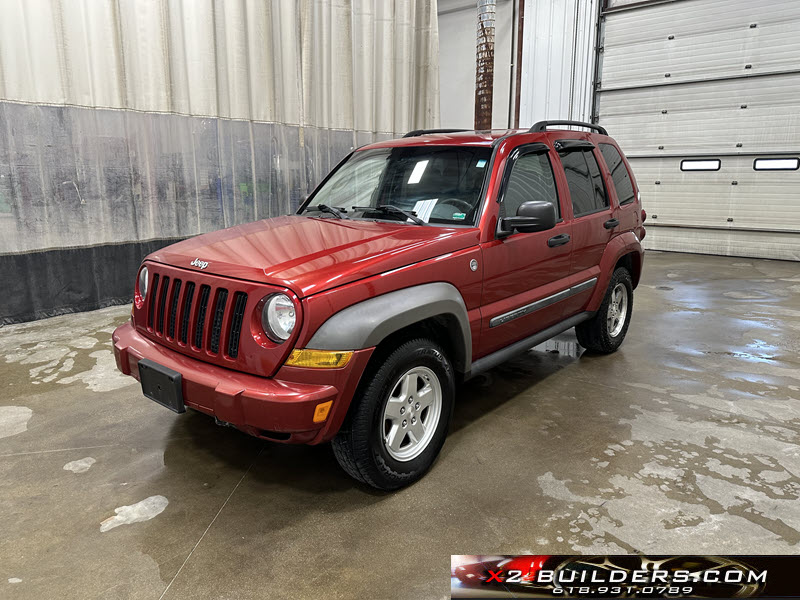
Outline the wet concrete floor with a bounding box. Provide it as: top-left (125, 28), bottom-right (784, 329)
top-left (1, 251), bottom-right (799, 599)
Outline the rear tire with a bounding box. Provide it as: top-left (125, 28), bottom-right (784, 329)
top-left (575, 267), bottom-right (633, 354)
top-left (332, 338), bottom-right (454, 490)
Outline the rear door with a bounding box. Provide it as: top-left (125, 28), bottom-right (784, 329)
top-left (598, 142), bottom-right (640, 233)
top-left (556, 142), bottom-right (616, 314)
top-left (478, 143), bottom-right (573, 357)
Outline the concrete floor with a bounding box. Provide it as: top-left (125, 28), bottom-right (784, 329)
top-left (1, 251), bottom-right (799, 599)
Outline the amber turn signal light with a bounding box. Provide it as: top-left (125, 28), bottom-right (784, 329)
top-left (284, 349), bottom-right (353, 369)
top-left (313, 400), bottom-right (333, 423)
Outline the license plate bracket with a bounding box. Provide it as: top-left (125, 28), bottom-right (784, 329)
top-left (138, 358), bottom-right (185, 413)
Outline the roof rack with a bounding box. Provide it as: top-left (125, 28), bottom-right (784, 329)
top-left (529, 120), bottom-right (608, 136)
top-left (402, 128), bottom-right (471, 138)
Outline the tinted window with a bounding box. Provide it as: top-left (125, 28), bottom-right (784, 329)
top-left (599, 143), bottom-right (636, 205)
top-left (561, 150), bottom-right (608, 217)
top-left (500, 152), bottom-right (559, 219)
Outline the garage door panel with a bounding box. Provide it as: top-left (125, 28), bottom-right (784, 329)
top-left (603, 0), bottom-right (799, 50)
top-left (643, 227), bottom-right (800, 261)
top-left (598, 74), bottom-right (800, 118)
top-left (602, 21), bottom-right (800, 89)
top-left (602, 105), bottom-right (800, 155)
top-left (629, 156), bottom-right (800, 232)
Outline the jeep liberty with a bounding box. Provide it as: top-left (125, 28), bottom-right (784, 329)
top-left (113, 121), bottom-right (645, 490)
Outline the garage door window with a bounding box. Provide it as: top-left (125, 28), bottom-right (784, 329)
top-left (599, 144), bottom-right (636, 205)
top-left (680, 159), bottom-right (721, 171)
top-left (561, 150), bottom-right (608, 217)
top-left (500, 152), bottom-right (560, 219)
top-left (753, 158), bottom-right (799, 171)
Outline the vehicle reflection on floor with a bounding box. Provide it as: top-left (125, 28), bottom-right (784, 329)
top-left (532, 336), bottom-right (583, 358)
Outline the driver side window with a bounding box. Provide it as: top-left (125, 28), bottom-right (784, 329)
top-left (500, 152), bottom-right (560, 220)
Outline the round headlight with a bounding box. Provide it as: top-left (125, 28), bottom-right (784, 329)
top-left (261, 294), bottom-right (296, 342)
top-left (138, 266), bottom-right (149, 299)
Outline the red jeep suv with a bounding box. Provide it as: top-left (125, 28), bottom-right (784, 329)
top-left (113, 121), bottom-right (645, 490)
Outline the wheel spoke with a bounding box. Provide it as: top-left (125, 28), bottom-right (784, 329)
top-left (416, 384), bottom-right (435, 411)
top-left (384, 398), bottom-right (405, 419)
top-left (385, 424), bottom-right (406, 452)
top-left (398, 373), bottom-right (413, 401)
top-left (408, 418), bottom-right (426, 443)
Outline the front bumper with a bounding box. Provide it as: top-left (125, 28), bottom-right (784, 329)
top-left (112, 322), bottom-right (373, 444)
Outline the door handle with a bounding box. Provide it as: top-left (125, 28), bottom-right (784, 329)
top-left (547, 233), bottom-right (571, 247)
top-left (604, 218), bottom-right (620, 229)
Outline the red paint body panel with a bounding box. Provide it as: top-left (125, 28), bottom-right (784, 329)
top-left (294, 242), bottom-right (484, 354)
top-left (148, 215), bottom-right (481, 298)
top-left (112, 126), bottom-right (644, 442)
top-left (478, 226), bottom-right (573, 356)
top-left (113, 321), bottom-right (373, 444)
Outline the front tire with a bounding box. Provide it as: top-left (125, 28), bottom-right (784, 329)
top-left (332, 338), bottom-right (454, 490)
top-left (575, 267), bottom-right (633, 353)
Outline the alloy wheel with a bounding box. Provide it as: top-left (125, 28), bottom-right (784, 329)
top-left (381, 366), bottom-right (442, 461)
top-left (607, 282), bottom-right (628, 337)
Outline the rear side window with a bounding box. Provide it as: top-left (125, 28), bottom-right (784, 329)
top-left (560, 150), bottom-right (608, 217)
top-left (599, 144), bottom-right (636, 205)
top-left (500, 152), bottom-right (559, 219)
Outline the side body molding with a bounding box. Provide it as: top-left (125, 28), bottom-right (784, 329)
top-left (307, 282), bottom-right (472, 372)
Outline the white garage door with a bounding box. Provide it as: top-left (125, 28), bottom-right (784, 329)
top-left (596, 0), bottom-right (800, 260)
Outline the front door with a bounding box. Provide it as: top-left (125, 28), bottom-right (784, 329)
top-left (479, 145), bottom-right (573, 357)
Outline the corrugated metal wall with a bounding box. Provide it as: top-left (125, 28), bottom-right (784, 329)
top-left (0, 0), bottom-right (440, 323)
top-left (518, 0), bottom-right (599, 125)
top-left (598, 0), bottom-right (800, 260)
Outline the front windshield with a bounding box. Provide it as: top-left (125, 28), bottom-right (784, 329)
top-left (302, 146), bottom-right (492, 226)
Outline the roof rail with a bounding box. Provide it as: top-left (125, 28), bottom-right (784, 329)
top-left (403, 128), bottom-right (471, 138)
top-left (529, 120), bottom-right (608, 136)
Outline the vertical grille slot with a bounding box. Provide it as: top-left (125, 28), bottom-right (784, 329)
top-left (179, 282), bottom-right (195, 344)
top-left (209, 289), bottom-right (229, 354)
top-left (156, 276), bottom-right (170, 333)
top-left (167, 279), bottom-right (182, 339)
top-left (147, 274), bottom-right (160, 329)
top-left (194, 285), bottom-right (211, 348)
top-left (227, 292), bottom-right (248, 358)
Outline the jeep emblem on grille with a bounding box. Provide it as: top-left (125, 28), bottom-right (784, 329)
top-left (190, 258), bottom-right (209, 270)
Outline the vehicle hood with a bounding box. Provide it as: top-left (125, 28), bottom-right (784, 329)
top-left (147, 215), bottom-right (480, 297)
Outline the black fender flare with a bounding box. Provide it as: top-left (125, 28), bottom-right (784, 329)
top-left (307, 282), bottom-right (472, 373)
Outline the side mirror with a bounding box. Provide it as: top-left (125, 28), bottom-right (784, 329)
top-left (499, 201), bottom-right (557, 236)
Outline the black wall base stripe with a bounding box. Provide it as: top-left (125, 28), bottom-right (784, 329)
top-left (1, 238), bottom-right (185, 325)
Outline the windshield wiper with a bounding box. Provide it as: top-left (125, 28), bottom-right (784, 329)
top-left (351, 204), bottom-right (427, 226)
top-left (311, 204), bottom-right (349, 219)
